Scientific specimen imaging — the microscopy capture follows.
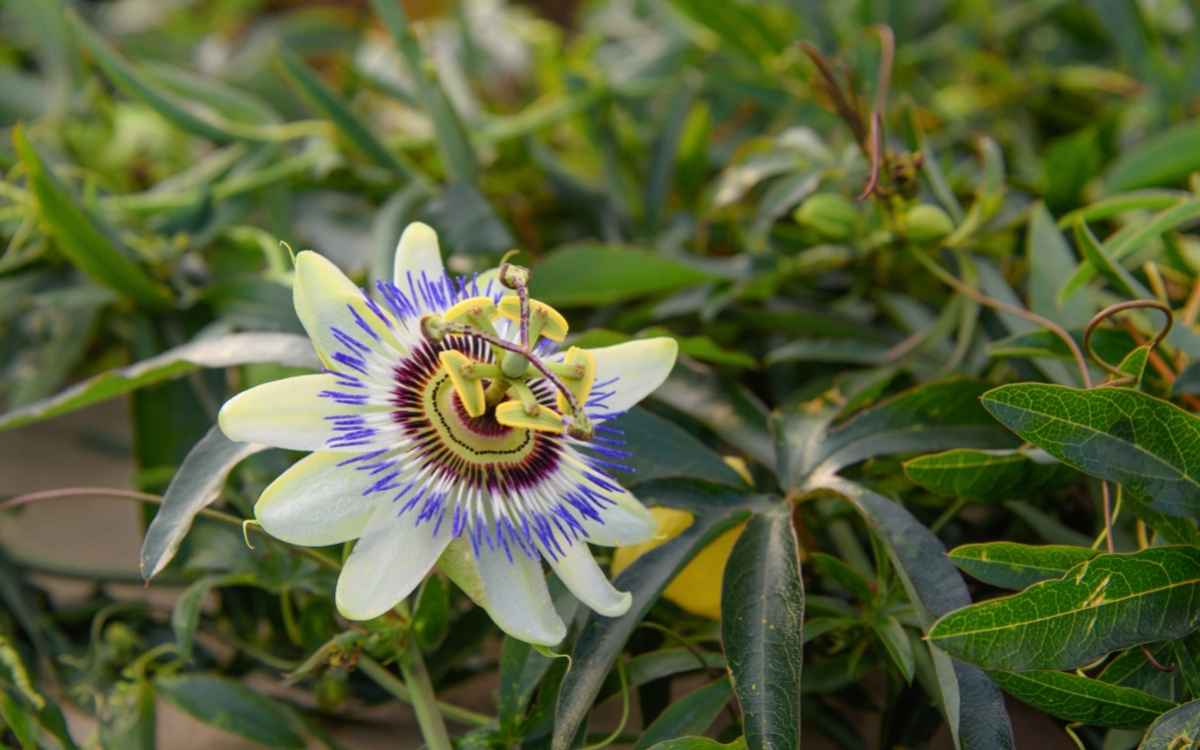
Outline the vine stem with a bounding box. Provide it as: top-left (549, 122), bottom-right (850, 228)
top-left (357, 653), bottom-right (491, 729)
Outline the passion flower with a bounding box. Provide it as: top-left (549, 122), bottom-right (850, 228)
top-left (219, 222), bottom-right (677, 645)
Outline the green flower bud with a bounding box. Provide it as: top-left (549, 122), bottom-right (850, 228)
top-left (793, 193), bottom-right (859, 240)
top-left (904, 204), bottom-right (955, 243)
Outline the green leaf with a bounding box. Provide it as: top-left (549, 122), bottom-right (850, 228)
top-left (904, 448), bottom-right (1068, 502)
top-left (1171, 631), bottom-right (1200, 700)
top-left (949, 543), bottom-right (1097, 590)
top-left (140, 426), bottom-right (266, 580)
top-left (1118, 344), bottom-right (1152, 386)
top-left (99, 681), bottom-right (155, 750)
top-left (0, 333), bottom-right (318, 432)
top-left (1058, 190), bottom-right (1188, 227)
top-left (632, 678), bottom-right (733, 750)
top-left (278, 48), bottom-right (420, 180)
top-left (872, 616), bottom-right (916, 684)
top-left (13, 126), bottom-right (171, 308)
top-left (552, 482), bottom-right (753, 750)
top-left (804, 379), bottom-right (1016, 482)
top-left (814, 479), bottom-right (1014, 750)
top-left (1062, 200), bottom-right (1200, 303)
top-left (1027, 202), bottom-right (1091, 328)
top-left (646, 739), bottom-right (746, 750)
top-left (156, 674), bottom-right (304, 749)
top-left (657, 368), bottom-right (775, 468)
top-left (172, 574), bottom-right (257, 661)
top-left (0, 693), bottom-right (36, 750)
top-left (929, 546), bottom-right (1200, 671)
top-left (721, 505), bottom-right (804, 750)
top-left (412, 574), bottom-right (451, 652)
top-left (1105, 120), bottom-right (1200, 191)
top-left (989, 328), bottom-right (1135, 365)
top-left (611, 408), bottom-right (748, 489)
top-left (368, 0), bottom-right (477, 183)
top-left (529, 245), bottom-right (714, 307)
top-left (1099, 644), bottom-right (1178, 700)
top-left (981, 383), bottom-right (1200, 518)
top-left (989, 670), bottom-right (1173, 728)
top-left (1139, 699), bottom-right (1200, 749)
top-left (66, 11), bottom-right (250, 143)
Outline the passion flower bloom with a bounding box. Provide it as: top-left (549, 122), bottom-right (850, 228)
top-left (218, 223), bottom-right (677, 645)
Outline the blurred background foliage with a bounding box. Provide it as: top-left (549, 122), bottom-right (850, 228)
top-left (3, 0), bottom-right (1200, 748)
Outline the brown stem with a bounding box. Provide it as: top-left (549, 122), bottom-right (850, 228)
top-left (1083, 299), bottom-right (1173, 382)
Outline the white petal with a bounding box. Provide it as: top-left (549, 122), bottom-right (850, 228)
top-left (582, 486), bottom-right (657, 547)
top-left (254, 451), bottom-right (398, 546)
top-left (548, 542), bottom-right (631, 617)
top-left (393, 222), bottom-right (445, 286)
top-left (477, 543), bottom-right (566, 646)
top-left (336, 503), bottom-right (451, 620)
top-left (293, 251), bottom-right (392, 368)
top-left (586, 338), bottom-right (678, 415)
top-left (219, 374), bottom-right (379, 452)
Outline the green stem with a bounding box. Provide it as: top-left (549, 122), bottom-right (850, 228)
top-left (356, 654), bottom-right (492, 729)
top-left (930, 496), bottom-right (968, 534)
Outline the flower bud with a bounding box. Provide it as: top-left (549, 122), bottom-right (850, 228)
top-left (904, 204), bottom-right (955, 243)
top-left (793, 193), bottom-right (859, 240)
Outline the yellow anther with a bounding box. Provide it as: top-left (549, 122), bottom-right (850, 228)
top-left (556, 347), bottom-right (596, 414)
top-left (494, 401), bottom-right (565, 434)
top-left (438, 350), bottom-right (486, 417)
top-left (497, 295), bottom-right (569, 342)
top-left (443, 296), bottom-right (498, 331)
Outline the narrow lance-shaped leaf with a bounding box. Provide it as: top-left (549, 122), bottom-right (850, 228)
top-left (66, 11), bottom-right (250, 143)
top-left (904, 448), bottom-right (1069, 503)
top-left (0, 333), bottom-right (318, 432)
top-left (929, 546), bottom-right (1200, 671)
top-left (551, 481), bottom-right (755, 750)
top-left (155, 675), bottom-right (304, 749)
top-left (988, 670), bottom-right (1173, 729)
top-left (721, 504), bottom-right (804, 750)
top-left (981, 383), bottom-right (1200, 518)
top-left (529, 244), bottom-right (715, 307)
top-left (277, 48), bottom-right (421, 181)
top-left (949, 543), bottom-right (1097, 590)
top-left (1140, 699), bottom-right (1200, 749)
top-left (13, 126), bottom-right (171, 309)
top-left (807, 379), bottom-right (1017, 482)
top-left (368, 0), bottom-right (477, 183)
top-left (632, 678), bottom-right (733, 750)
top-left (814, 478), bottom-right (1014, 750)
top-left (140, 426), bottom-right (266, 579)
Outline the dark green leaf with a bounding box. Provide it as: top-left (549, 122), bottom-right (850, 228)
top-left (872, 616), bottom-right (916, 684)
top-left (1105, 121), bottom-right (1200, 191)
top-left (0, 333), bottom-right (318, 432)
top-left (529, 245), bottom-right (714, 307)
top-left (721, 505), bottom-right (804, 750)
top-left (657, 368), bottom-right (775, 468)
top-left (1171, 631), bottom-right (1200, 700)
top-left (632, 678), bottom-right (733, 750)
top-left (1027, 203), bottom-right (1091, 328)
top-left (412, 575), bottom-right (451, 652)
top-left (646, 739), bottom-right (746, 750)
top-left (1139, 699), bottom-right (1200, 749)
top-left (814, 479), bottom-right (1014, 750)
top-left (989, 328), bottom-right (1135, 365)
top-left (99, 681), bottom-right (155, 750)
top-left (904, 448), bottom-right (1068, 502)
top-left (981, 383), bottom-right (1200, 518)
top-left (156, 674), bottom-right (304, 749)
top-left (368, 0), bottom-right (477, 183)
top-left (1099, 644), bottom-right (1178, 700)
top-left (949, 543), bottom-right (1097, 590)
top-left (172, 574), bottom-right (257, 661)
top-left (552, 482), bottom-right (753, 750)
top-left (806, 380), bottom-right (1016, 482)
top-left (990, 670), bottom-right (1172, 728)
top-left (278, 48), bottom-right (419, 180)
top-left (141, 426), bottom-right (266, 579)
top-left (67, 12), bottom-right (248, 143)
top-left (611, 408), bottom-right (748, 489)
top-left (13, 126), bottom-right (171, 308)
top-left (929, 546), bottom-right (1200, 671)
